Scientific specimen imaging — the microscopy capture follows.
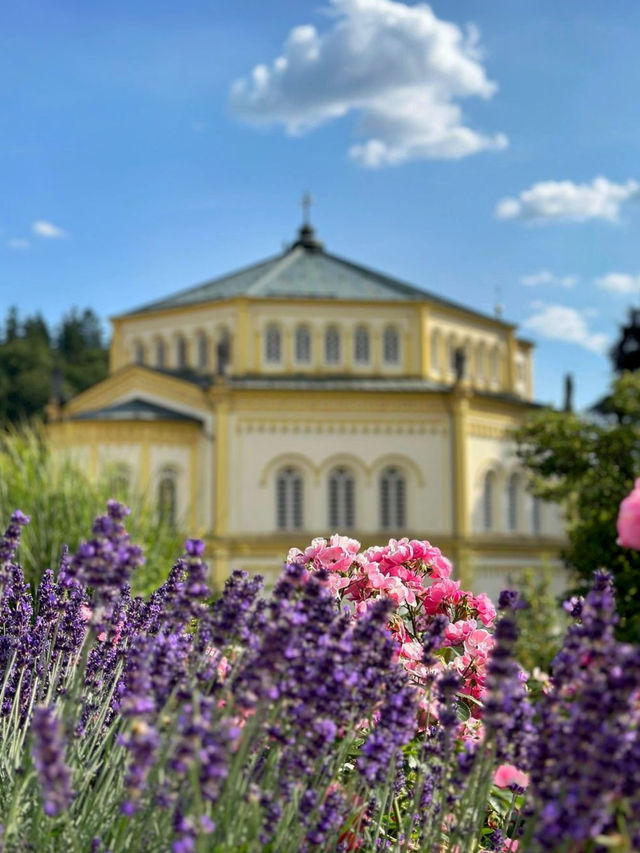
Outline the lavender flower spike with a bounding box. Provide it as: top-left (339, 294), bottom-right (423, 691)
top-left (0, 510), bottom-right (30, 565)
top-left (31, 706), bottom-right (73, 816)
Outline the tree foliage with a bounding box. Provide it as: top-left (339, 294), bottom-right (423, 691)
top-left (0, 306), bottom-right (108, 424)
top-left (513, 371), bottom-right (640, 641)
top-left (611, 307), bottom-right (640, 374)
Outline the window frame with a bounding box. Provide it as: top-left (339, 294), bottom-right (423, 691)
top-left (276, 466), bottom-right (304, 531)
top-left (382, 325), bottom-right (400, 365)
top-left (264, 324), bottom-right (282, 364)
top-left (328, 466), bottom-right (355, 530)
top-left (380, 466), bottom-right (407, 529)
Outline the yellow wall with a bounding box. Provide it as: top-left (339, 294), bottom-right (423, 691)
top-left (111, 295), bottom-right (533, 401)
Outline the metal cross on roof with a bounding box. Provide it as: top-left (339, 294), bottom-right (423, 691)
top-left (301, 191), bottom-right (314, 225)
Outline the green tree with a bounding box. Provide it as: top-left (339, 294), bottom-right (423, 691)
top-left (0, 306), bottom-right (108, 424)
top-left (4, 306), bottom-right (19, 343)
top-left (611, 308), bottom-right (640, 374)
top-left (22, 312), bottom-right (50, 345)
top-left (0, 337), bottom-right (54, 422)
top-left (513, 371), bottom-right (640, 641)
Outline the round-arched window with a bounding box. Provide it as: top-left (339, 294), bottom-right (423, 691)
top-left (380, 466), bottom-right (406, 529)
top-left (276, 467), bottom-right (304, 530)
top-left (328, 466), bottom-right (355, 529)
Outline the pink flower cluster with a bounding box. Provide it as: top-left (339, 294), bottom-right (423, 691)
top-left (617, 478), bottom-right (640, 550)
top-left (288, 534), bottom-right (498, 735)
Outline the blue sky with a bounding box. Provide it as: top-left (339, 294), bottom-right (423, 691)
top-left (2, 0), bottom-right (640, 408)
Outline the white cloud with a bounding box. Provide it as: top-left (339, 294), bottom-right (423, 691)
top-left (595, 272), bottom-right (640, 295)
top-left (6, 238), bottom-right (29, 250)
top-left (521, 269), bottom-right (578, 288)
top-left (495, 177), bottom-right (640, 224)
top-left (32, 220), bottom-right (68, 239)
top-left (522, 302), bottom-right (609, 354)
top-left (229, 0), bottom-right (507, 167)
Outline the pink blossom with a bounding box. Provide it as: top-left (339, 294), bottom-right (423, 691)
top-left (79, 605), bottom-right (92, 623)
top-left (378, 575), bottom-right (416, 606)
top-left (425, 549), bottom-right (453, 579)
top-left (493, 764), bottom-right (529, 789)
top-left (325, 573), bottom-right (352, 595)
top-left (286, 547), bottom-right (304, 563)
top-left (302, 537), bottom-right (328, 563)
top-left (329, 533), bottom-right (361, 554)
top-left (422, 577), bottom-right (462, 613)
top-left (444, 618), bottom-right (477, 646)
top-left (464, 629), bottom-right (494, 661)
top-left (206, 646), bottom-right (230, 681)
top-left (471, 592), bottom-right (497, 626)
top-left (617, 478), bottom-right (640, 549)
top-left (399, 640), bottom-right (423, 661)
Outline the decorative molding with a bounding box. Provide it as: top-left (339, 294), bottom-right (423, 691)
top-left (467, 420), bottom-right (513, 439)
top-left (236, 418), bottom-right (447, 436)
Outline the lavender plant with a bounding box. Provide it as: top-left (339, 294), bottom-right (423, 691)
top-left (0, 503), bottom-right (639, 852)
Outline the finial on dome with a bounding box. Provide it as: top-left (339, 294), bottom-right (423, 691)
top-left (301, 191), bottom-right (313, 226)
top-left (290, 191), bottom-right (324, 252)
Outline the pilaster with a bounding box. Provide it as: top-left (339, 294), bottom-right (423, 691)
top-left (213, 390), bottom-right (231, 537)
top-left (235, 298), bottom-right (249, 374)
top-left (419, 305), bottom-right (430, 378)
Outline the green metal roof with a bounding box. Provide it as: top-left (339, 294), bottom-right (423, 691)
top-left (123, 226), bottom-right (513, 327)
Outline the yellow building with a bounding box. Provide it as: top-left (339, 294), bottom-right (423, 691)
top-left (48, 222), bottom-right (565, 596)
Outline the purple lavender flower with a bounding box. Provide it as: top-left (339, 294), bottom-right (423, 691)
top-left (203, 569), bottom-right (264, 651)
top-left (306, 786), bottom-right (346, 847)
top-left (31, 706), bottom-right (73, 816)
top-left (498, 589), bottom-right (527, 611)
top-left (527, 570), bottom-right (640, 849)
top-left (67, 502), bottom-right (144, 607)
top-left (484, 611), bottom-right (534, 768)
top-left (0, 510), bottom-right (30, 565)
top-left (422, 613), bottom-right (449, 667)
top-left (119, 719), bottom-right (160, 814)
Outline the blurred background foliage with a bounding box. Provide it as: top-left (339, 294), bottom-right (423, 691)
top-left (0, 305), bottom-right (108, 424)
top-left (514, 565), bottom-right (568, 676)
top-left (0, 424), bottom-right (184, 595)
top-left (514, 370), bottom-right (640, 643)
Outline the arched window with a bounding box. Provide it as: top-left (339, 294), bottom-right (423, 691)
top-left (197, 332), bottom-right (209, 370)
top-left (476, 342), bottom-right (486, 382)
top-left (449, 336), bottom-right (458, 374)
top-left (176, 335), bottom-right (187, 369)
top-left (532, 496), bottom-right (542, 535)
top-left (507, 473), bottom-right (520, 532)
top-left (354, 326), bottom-right (370, 364)
top-left (216, 330), bottom-right (231, 375)
top-left (483, 471), bottom-right (495, 531)
top-left (133, 341), bottom-right (145, 365)
top-left (295, 326), bottom-right (312, 363)
top-left (265, 324), bottom-right (281, 363)
top-left (328, 467), bottom-right (355, 529)
top-left (490, 346), bottom-right (500, 385)
top-left (383, 326), bottom-right (400, 365)
top-left (276, 467), bottom-right (304, 530)
top-left (155, 338), bottom-right (166, 368)
top-left (431, 330), bottom-right (440, 372)
top-left (380, 467), bottom-right (406, 529)
top-left (108, 464), bottom-right (131, 498)
top-left (325, 326), bottom-right (341, 364)
top-left (158, 471), bottom-right (177, 529)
